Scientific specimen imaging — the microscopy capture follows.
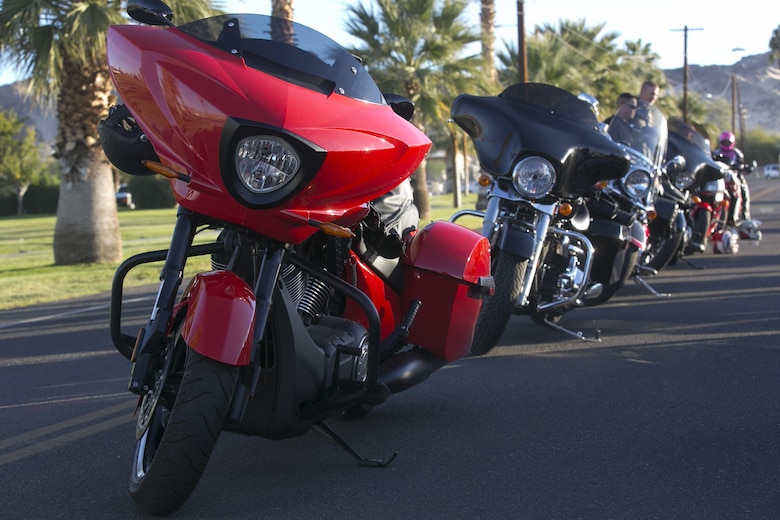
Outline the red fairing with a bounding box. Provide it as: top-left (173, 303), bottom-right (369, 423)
top-left (341, 252), bottom-right (403, 339)
top-left (180, 272), bottom-right (256, 365)
top-left (106, 25), bottom-right (431, 244)
top-left (401, 221), bottom-right (492, 361)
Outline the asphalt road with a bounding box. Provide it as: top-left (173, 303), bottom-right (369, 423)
top-left (1, 177), bottom-right (778, 520)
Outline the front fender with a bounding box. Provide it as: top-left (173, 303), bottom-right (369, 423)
top-left (672, 210), bottom-right (687, 233)
top-left (498, 220), bottom-right (536, 259)
top-left (181, 271), bottom-right (256, 366)
top-left (629, 220), bottom-right (647, 250)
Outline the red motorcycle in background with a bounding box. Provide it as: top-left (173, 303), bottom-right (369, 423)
top-left (101, 1), bottom-right (492, 515)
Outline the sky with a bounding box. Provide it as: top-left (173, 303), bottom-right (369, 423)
top-left (0, 0), bottom-right (775, 85)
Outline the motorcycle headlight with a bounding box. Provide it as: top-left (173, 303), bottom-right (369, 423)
top-left (512, 157), bottom-right (556, 199)
top-left (236, 136), bottom-right (300, 193)
top-left (623, 169), bottom-right (652, 198)
top-left (673, 172), bottom-right (696, 190)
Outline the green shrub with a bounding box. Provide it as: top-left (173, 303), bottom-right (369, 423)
top-left (126, 175), bottom-right (177, 209)
top-left (0, 184), bottom-right (59, 215)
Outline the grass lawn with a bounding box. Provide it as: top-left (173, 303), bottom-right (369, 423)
top-left (0, 193), bottom-right (481, 311)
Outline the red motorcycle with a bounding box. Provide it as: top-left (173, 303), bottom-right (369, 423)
top-left (687, 175), bottom-right (732, 254)
top-left (101, 1), bottom-right (492, 515)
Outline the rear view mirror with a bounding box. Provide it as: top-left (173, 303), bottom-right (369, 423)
top-left (127, 0), bottom-right (174, 26)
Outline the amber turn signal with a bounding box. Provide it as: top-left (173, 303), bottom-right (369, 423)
top-left (142, 160), bottom-right (192, 183)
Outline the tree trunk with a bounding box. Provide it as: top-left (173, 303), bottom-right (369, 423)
top-left (410, 158), bottom-right (431, 222)
top-left (54, 152), bottom-right (122, 264)
top-left (480, 0), bottom-right (496, 82)
top-left (450, 130), bottom-right (462, 208)
top-left (53, 55), bottom-right (121, 265)
top-left (409, 117), bottom-right (431, 221)
top-left (15, 183), bottom-right (28, 216)
top-left (271, 0), bottom-right (294, 20)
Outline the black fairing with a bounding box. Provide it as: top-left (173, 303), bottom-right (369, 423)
top-left (666, 118), bottom-right (725, 188)
top-left (451, 83), bottom-right (630, 198)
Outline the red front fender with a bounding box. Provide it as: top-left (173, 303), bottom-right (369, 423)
top-left (181, 271), bottom-right (255, 366)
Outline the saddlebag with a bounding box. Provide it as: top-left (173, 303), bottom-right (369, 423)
top-left (400, 220), bottom-right (491, 361)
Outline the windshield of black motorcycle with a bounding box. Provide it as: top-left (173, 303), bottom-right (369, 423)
top-left (500, 83), bottom-right (600, 128)
top-left (177, 14), bottom-right (384, 104)
top-left (607, 104), bottom-right (668, 167)
top-left (668, 117), bottom-right (711, 152)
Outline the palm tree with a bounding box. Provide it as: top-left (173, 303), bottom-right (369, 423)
top-left (480, 0), bottom-right (496, 82)
top-left (271, 0), bottom-right (293, 20)
top-left (498, 19), bottom-right (663, 120)
top-left (770, 25), bottom-right (780, 68)
top-left (345, 0), bottom-right (489, 219)
top-left (0, 0), bottom-right (222, 265)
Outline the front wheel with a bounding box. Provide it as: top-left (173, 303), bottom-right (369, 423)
top-left (584, 244), bottom-right (640, 307)
top-left (644, 227), bottom-right (684, 272)
top-left (686, 210), bottom-right (711, 254)
top-left (469, 249), bottom-right (527, 356)
top-left (129, 338), bottom-right (239, 516)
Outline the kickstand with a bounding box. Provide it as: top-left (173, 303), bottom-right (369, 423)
top-left (634, 274), bottom-right (671, 297)
top-left (543, 317), bottom-right (601, 343)
top-left (678, 256), bottom-right (706, 270)
top-left (313, 421), bottom-right (398, 467)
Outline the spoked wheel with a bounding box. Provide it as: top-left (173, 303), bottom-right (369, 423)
top-left (129, 324), bottom-right (239, 516)
top-left (469, 249), bottom-right (527, 356)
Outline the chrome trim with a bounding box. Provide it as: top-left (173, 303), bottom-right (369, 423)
top-left (536, 227), bottom-right (595, 312)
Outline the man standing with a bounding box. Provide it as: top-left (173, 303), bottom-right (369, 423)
top-left (634, 80), bottom-right (659, 127)
top-left (606, 94), bottom-right (638, 145)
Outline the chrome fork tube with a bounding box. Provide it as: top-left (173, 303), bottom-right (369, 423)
top-left (517, 211), bottom-right (552, 307)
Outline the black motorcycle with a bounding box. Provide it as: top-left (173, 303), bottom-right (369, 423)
top-left (450, 83), bottom-right (632, 355)
top-left (599, 102), bottom-right (690, 292)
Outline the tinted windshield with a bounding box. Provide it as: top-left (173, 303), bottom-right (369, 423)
top-left (500, 83), bottom-right (600, 128)
top-left (668, 117), bottom-right (711, 152)
top-left (607, 103), bottom-right (668, 166)
top-left (177, 14), bottom-right (384, 103)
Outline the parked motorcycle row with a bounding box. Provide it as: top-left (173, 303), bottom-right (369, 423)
top-left (450, 83), bottom-right (763, 356)
top-left (99, 3), bottom-right (761, 515)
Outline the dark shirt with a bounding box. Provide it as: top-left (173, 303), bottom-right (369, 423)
top-left (608, 117), bottom-right (634, 145)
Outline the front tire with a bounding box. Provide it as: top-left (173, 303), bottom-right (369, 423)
top-left (644, 227), bottom-right (684, 272)
top-left (469, 249), bottom-right (527, 356)
top-left (129, 343), bottom-right (239, 516)
top-left (686, 210), bottom-right (711, 254)
top-left (584, 244), bottom-right (640, 307)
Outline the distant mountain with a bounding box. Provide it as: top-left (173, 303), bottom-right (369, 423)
top-left (2, 52), bottom-right (779, 144)
top-left (663, 52), bottom-right (780, 134)
top-left (0, 81), bottom-right (57, 143)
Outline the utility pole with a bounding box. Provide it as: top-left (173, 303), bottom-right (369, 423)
top-left (731, 74), bottom-right (737, 132)
top-left (671, 25), bottom-right (703, 123)
top-left (737, 81), bottom-right (746, 149)
top-left (517, 0), bottom-right (528, 82)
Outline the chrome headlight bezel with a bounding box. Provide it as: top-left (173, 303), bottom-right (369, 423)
top-left (672, 172), bottom-right (696, 190)
top-left (511, 156), bottom-right (556, 199)
top-left (622, 169), bottom-right (652, 199)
